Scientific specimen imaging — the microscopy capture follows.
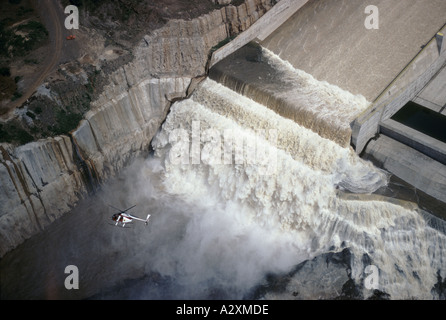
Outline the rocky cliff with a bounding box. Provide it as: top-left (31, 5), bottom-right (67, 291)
top-left (0, 0), bottom-right (276, 257)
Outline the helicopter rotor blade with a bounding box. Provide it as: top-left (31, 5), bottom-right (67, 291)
top-left (122, 204), bottom-right (136, 212)
top-left (108, 204), bottom-right (124, 212)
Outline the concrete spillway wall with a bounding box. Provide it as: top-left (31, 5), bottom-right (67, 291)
top-left (210, 0), bottom-right (309, 67)
top-left (353, 25), bottom-right (446, 209)
top-left (364, 135), bottom-right (446, 206)
top-left (251, 0), bottom-right (446, 210)
top-left (261, 0), bottom-right (446, 103)
top-left (351, 25), bottom-right (446, 155)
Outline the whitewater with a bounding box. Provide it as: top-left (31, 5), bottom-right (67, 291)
top-left (145, 48), bottom-right (446, 299)
top-left (1, 48), bottom-right (445, 300)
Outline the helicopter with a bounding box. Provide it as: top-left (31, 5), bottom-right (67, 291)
top-left (109, 204), bottom-right (150, 227)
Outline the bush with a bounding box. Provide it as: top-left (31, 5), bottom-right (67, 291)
top-left (16, 127), bottom-right (33, 144)
top-left (0, 67), bottom-right (10, 77)
top-left (11, 91), bottom-right (22, 101)
top-left (0, 123), bottom-right (33, 144)
top-left (26, 111), bottom-right (36, 119)
top-left (34, 106), bottom-right (42, 114)
top-left (1, 20), bottom-right (48, 58)
top-left (52, 109), bottom-right (83, 135)
top-left (0, 124), bottom-right (10, 142)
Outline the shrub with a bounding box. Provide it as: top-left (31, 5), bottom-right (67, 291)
top-left (26, 111), bottom-right (36, 119)
top-left (34, 106), bottom-right (42, 114)
top-left (52, 109), bottom-right (83, 135)
top-left (0, 67), bottom-right (10, 77)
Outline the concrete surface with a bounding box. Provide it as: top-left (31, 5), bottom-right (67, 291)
top-left (210, 0), bottom-right (309, 67)
top-left (413, 64), bottom-right (446, 113)
top-left (364, 134), bottom-right (446, 205)
top-left (351, 27), bottom-right (446, 155)
top-left (261, 0), bottom-right (446, 102)
top-left (209, 43), bottom-right (367, 147)
top-left (380, 118), bottom-right (446, 165)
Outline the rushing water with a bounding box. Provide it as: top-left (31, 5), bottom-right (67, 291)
top-left (210, 46), bottom-right (370, 147)
top-left (1, 48), bottom-right (445, 300)
top-left (151, 76), bottom-right (446, 299)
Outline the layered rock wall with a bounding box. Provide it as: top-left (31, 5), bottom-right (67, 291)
top-left (0, 0), bottom-right (276, 257)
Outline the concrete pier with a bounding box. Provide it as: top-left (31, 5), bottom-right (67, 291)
top-left (363, 135), bottom-right (446, 206)
top-left (352, 27), bottom-right (446, 205)
top-left (412, 64), bottom-right (446, 115)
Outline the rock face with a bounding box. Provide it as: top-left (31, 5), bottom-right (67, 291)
top-left (249, 248), bottom-right (391, 300)
top-left (0, 0), bottom-right (276, 257)
top-left (0, 138), bottom-right (87, 256)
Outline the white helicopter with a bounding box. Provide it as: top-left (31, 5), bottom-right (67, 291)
top-left (109, 204), bottom-right (150, 227)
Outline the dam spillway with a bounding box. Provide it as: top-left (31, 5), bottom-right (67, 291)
top-left (142, 75), bottom-right (446, 299)
top-left (209, 44), bottom-right (369, 148)
top-left (169, 0), bottom-right (446, 298)
top-left (3, 74), bottom-right (445, 299)
top-left (206, 0), bottom-right (446, 209)
top-left (254, 0), bottom-right (446, 209)
top-left (1, 0), bottom-right (446, 301)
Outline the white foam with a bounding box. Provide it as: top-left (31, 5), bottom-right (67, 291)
top-left (149, 79), bottom-right (446, 299)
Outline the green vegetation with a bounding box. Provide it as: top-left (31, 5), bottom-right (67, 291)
top-left (0, 23), bottom-right (12, 57)
top-left (0, 0), bottom-right (48, 102)
top-left (0, 104), bottom-right (85, 145)
top-left (0, 124), bottom-right (6, 141)
top-left (34, 106), bottom-right (42, 114)
top-left (66, 0), bottom-right (103, 11)
top-left (11, 91), bottom-right (22, 101)
top-left (25, 110), bottom-right (35, 119)
top-left (24, 58), bottom-right (39, 64)
top-left (231, 0), bottom-right (246, 6)
top-left (210, 35), bottom-right (237, 53)
top-left (0, 20), bottom-right (48, 58)
top-left (0, 122), bottom-right (34, 145)
top-left (51, 109), bottom-right (83, 136)
top-left (1, 0), bottom-right (48, 59)
top-left (0, 66), bottom-right (17, 101)
top-left (0, 67), bottom-right (11, 77)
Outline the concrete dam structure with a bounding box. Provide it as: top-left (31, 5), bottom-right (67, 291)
top-left (1, 0), bottom-right (446, 300)
top-left (211, 0), bottom-right (446, 212)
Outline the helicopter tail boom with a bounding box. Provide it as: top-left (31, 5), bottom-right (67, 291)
top-left (145, 214), bottom-right (151, 226)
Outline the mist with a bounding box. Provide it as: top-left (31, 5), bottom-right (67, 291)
top-left (2, 75), bottom-right (445, 300)
top-left (91, 155), bottom-right (310, 299)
